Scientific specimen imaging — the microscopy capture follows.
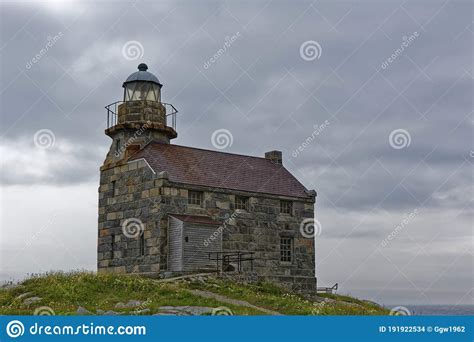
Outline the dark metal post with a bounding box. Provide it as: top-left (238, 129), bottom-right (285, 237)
top-left (238, 252), bottom-right (241, 273)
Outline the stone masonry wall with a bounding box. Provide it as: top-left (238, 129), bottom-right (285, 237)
top-left (98, 159), bottom-right (316, 291)
top-left (98, 160), bottom-right (163, 275)
top-left (117, 101), bottom-right (166, 126)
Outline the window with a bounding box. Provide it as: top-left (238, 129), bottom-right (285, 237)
top-left (280, 200), bottom-right (293, 215)
top-left (235, 196), bottom-right (249, 210)
top-left (115, 139), bottom-right (121, 153)
top-left (111, 181), bottom-right (116, 196)
top-left (124, 81), bottom-right (161, 102)
top-left (111, 234), bottom-right (115, 259)
top-left (280, 237), bottom-right (293, 262)
top-left (188, 190), bottom-right (203, 206)
top-left (139, 233), bottom-right (145, 256)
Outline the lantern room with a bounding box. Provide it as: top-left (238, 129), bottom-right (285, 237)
top-left (122, 63), bottom-right (162, 102)
top-left (104, 63), bottom-right (178, 147)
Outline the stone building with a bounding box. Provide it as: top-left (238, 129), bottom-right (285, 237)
top-left (98, 64), bottom-right (317, 291)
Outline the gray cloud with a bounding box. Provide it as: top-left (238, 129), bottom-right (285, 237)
top-left (0, 0), bottom-right (472, 305)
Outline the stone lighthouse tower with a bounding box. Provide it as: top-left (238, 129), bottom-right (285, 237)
top-left (97, 64), bottom-right (179, 275)
top-left (102, 63), bottom-right (177, 168)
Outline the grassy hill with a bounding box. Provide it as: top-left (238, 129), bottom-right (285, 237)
top-left (0, 272), bottom-right (389, 316)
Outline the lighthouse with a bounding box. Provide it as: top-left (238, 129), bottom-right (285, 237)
top-left (97, 64), bottom-right (317, 294)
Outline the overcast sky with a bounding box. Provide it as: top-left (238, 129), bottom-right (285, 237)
top-left (0, 0), bottom-right (472, 306)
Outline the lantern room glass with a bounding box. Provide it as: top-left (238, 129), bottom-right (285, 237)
top-left (123, 81), bottom-right (161, 102)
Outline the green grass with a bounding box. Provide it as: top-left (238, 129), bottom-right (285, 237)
top-left (0, 272), bottom-right (260, 315)
top-left (184, 278), bottom-right (389, 315)
top-left (0, 272), bottom-right (389, 316)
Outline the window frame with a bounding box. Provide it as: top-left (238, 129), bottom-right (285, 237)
top-left (111, 180), bottom-right (116, 196)
top-left (280, 200), bottom-right (293, 215)
top-left (115, 139), bottom-right (121, 153)
top-left (188, 190), bottom-right (204, 206)
top-left (139, 233), bottom-right (145, 256)
top-left (280, 237), bottom-right (293, 263)
top-left (235, 196), bottom-right (249, 211)
top-left (111, 233), bottom-right (115, 259)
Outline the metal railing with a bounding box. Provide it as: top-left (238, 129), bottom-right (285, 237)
top-left (105, 100), bottom-right (178, 130)
top-left (208, 251), bottom-right (255, 273)
top-left (316, 283), bottom-right (338, 294)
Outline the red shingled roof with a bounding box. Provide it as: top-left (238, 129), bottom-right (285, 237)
top-left (130, 142), bottom-right (311, 199)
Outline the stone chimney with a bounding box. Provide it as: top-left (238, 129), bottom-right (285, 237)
top-left (265, 150), bottom-right (282, 165)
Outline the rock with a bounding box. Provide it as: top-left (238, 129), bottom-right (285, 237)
top-left (23, 297), bottom-right (41, 306)
top-left (134, 308), bottom-right (151, 314)
top-left (114, 302), bottom-right (126, 309)
top-left (125, 300), bottom-right (142, 308)
top-left (322, 297), bottom-right (336, 303)
top-left (157, 306), bottom-right (190, 316)
top-left (76, 306), bottom-right (92, 315)
top-left (362, 300), bottom-right (382, 307)
top-left (96, 309), bottom-right (105, 315)
top-left (186, 306), bottom-right (214, 315)
top-left (159, 310), bottom-right (189, 316)
top-left (157, 306), bottom-right (214, 316)
top-left (310, 296), bottom-right (326, 303)
top-left (115, 300), bottom-right (141, 309)
top-left (104, 310), bottom-right (120, 316)
top-left (16, 292), bottom-right (33, 300)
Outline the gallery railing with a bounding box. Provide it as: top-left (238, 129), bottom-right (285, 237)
top-left (105, 100), bottom-right (178, 130)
